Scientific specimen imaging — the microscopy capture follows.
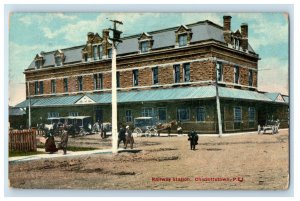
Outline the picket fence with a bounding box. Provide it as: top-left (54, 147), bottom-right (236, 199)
top-left (9, 129), bottom-right (37, 152)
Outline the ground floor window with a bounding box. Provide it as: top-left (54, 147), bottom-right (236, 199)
top-left (158, 107), bottom-right (167, 122)
top-left (196, 107), bottom-right (206, 122)
top-left (48, 112), bottom-right (59, 118)
top-left (126, 110), bottom-right (133, 123)
top-left (248, 107), bottom-right (255, 128)
top-left (142, 107), bottom-right (153, 117)
top-left (234, 107), bottom-right (242, 129)
top-left (234, 107), bottom-right (242, 122)
top-left (177, 107), bottom-right (190, 121)
top-left (69, 112), bottom-right (79, 116)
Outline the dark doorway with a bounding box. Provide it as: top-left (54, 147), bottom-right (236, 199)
top-left (95, 109), bottom-right (103, 123)
top-left (258, 107), bottom-right (267, 127)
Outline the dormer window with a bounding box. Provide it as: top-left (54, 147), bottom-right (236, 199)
top-left (35, 60), bottom-right (41, 69)
top-left (98, 45), bottom-right (103, 59)
top-left (108, 48), bottom-right (112, 58)
top-left (138, 32), bottom-right (153, 53)
top-left (54, 50), bottom-right (64, 67)
top-left (175, 25), bottom-right (192, 48)
top-left (93, 45), bottom-right (103, 60)
top-left (179, 34), bottom-right (188, 47)
top-left (234, 38), bottom-right (240, 50)
top-left (141, 41), bottom-right (149, 53)
top-left (34, 53), bottom-right (44, 69)
top-left (93, 45), bottom-right (98, 60)
top-left (55, 56), bottom-right (62, 66)
top-left (83, 32), bottom-right (103, 62)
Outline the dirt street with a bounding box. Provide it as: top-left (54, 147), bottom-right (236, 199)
top-left (9, 130), bottom-right (289, 190)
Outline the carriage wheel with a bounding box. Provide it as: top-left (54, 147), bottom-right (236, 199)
top-left (153, 129), bottom-right (158, 136)
top-left (133, 127), bottom-right (143, 137)
top-left (145, 128), bottom-right (158, 137)
top-left (145, 129), bottom-right (152, 137)
top-left (150, 128), bottom-right (158, 137)
top-left (79, 129), bottom-right (86, 137)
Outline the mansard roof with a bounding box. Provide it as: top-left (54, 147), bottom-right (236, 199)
top-left (27, 20), bottom-right (256, 70)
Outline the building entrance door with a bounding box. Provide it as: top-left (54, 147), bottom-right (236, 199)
top-left (258, 108), bottom-right (267, 127)
top-left (95, 109), bottom-right (103, 123)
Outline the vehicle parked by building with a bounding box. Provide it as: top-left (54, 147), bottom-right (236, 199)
top-left (133, 117), bottom-right (158, 137)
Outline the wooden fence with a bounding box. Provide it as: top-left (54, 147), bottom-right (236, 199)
top-left (9, 129), bottom-right (37, 152)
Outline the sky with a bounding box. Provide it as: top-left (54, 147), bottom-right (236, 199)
top-left (8, 12), bottom-right (289, 106)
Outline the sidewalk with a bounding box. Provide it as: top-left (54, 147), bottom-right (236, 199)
top-left (9, 148), bottom-right (118, 163)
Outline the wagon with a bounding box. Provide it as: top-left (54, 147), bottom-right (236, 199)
top-left (132, 117), bottom-right (158, 137)
top-left (258, 119), bottom-right (280, 135)
top-left (61, 116), bottom-right (93, 136)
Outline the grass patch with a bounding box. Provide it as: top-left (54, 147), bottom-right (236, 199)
top-left (9, 151), bottom-right (45, 157)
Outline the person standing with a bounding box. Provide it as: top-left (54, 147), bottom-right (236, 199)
top-left (118, 124), bottom-right (126, 148)
top-left (188, 128), bottom-right (198, 150)
top-left (60, 126), bottom-right (69, 155)
top-left (45, 132), bottom-right (58, 154)
top-left (125, 125), bottom-right (134, 149)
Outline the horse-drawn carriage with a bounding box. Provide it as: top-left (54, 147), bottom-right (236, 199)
top-left (258, 119), bottom-right (280, 135)
top-left (39, 116), bottom-right (94, 137)
top-left (132, 117), bottom-right (177, 137)
top-left (63, 116), bottom-right (93, 136)
top-left (132, 117), bottom-right (158, 137)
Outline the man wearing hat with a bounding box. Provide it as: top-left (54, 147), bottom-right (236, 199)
top-left (125, 125), bottom-right (134, 149)
top-left (118, 124), bottom-right (126, 148)
top-left (59, 125), bottom-right (69, 155)
top-left (188, 128), bottom-right (198, 150)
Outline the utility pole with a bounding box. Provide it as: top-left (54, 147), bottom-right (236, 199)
top-left (215, 60), bottom-right (223, 137)
top-left (27, 82), bottom-right (32, 129)
top-left (109, 20), bottom-right (123, 153)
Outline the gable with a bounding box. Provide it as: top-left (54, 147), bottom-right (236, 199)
top-left (34, 54), bottom-right (43, 60)
top-left (75, 95), bottom-right (96, 104)
top-left (54, 49), bottom-right (64, 57)
top-left (92, 33), bottom-right (103, 43)
top-left (138, 32), bottom-right (152, 40)
top-left (233, 30), bottom-right (242, 37)
top-left (175, 25), bottom-right (191, 34)
top-left (275, 94), bottom-right (285, 102)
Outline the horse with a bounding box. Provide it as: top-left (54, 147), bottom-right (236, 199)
top-left (156, 120), bottom-right (178, 136)
top-left (92, 122), bottom-right (100, 134)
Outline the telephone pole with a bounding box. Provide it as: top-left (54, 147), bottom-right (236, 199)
top-left (215, 60), bottom-right (223, 137)
top-left (109, 20), bottom-right (123, 153)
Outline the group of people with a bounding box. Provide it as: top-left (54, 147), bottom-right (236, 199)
top-left (117, 124), bottom-right (134, 149)
top-left (44, 121), bottom-right (199, 153)
top-left (45, 125), bottom-right (69, 155)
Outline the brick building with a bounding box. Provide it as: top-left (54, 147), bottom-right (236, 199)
top-left (16, 15), bottom-right (289, 133)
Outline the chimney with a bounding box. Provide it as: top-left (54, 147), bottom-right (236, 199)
top-left (102, 29), bottom-right (110, 40)
top-left (223, 16), bottom-right (232, 31)
top-left (87, 32), bottom-right (94, 42)
top-left (223, 16), bottom-right (232, 44)
top-left (241, 23), bottom-right (248, 51)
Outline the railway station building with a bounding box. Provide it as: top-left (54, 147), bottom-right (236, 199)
top-left (16, 15), bottom-right (289, 134)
